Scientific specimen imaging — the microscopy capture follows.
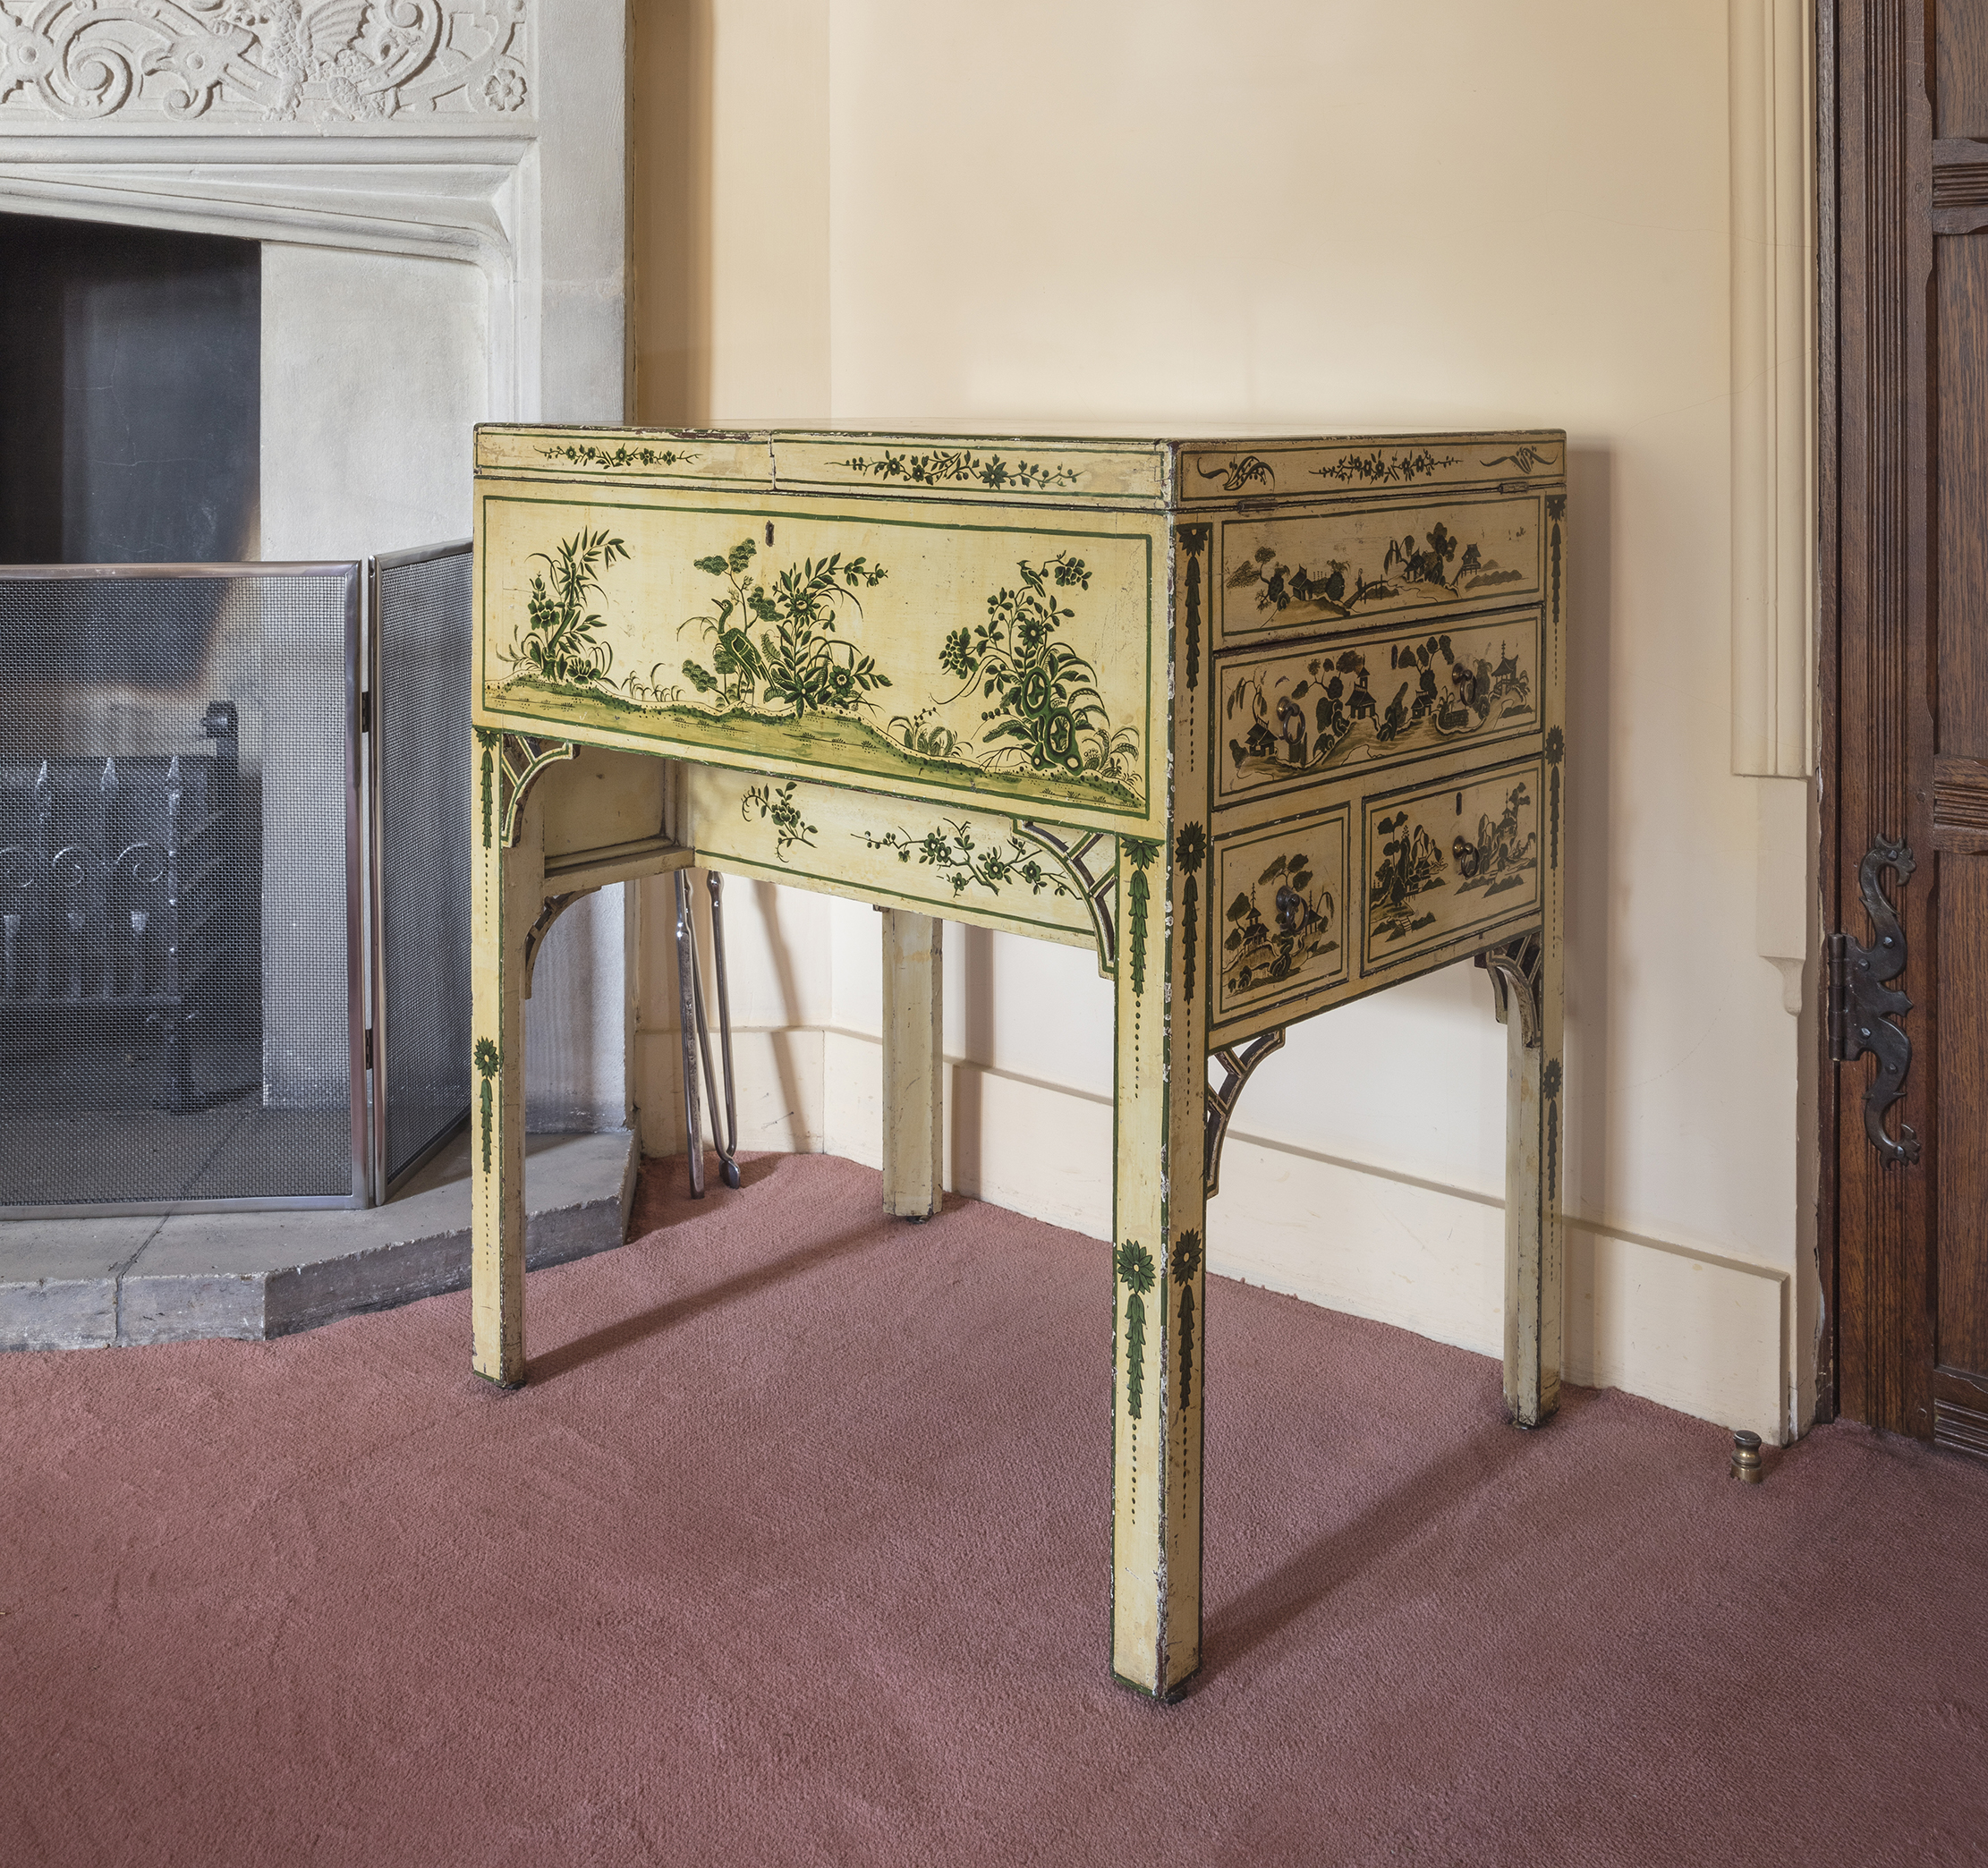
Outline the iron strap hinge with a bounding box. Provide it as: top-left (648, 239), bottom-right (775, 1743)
top-left (1827, 836), bottom-right (1920, 1167)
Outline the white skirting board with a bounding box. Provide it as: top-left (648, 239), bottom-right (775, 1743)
top-left (635, 1024), bottom-right (1790, 1445)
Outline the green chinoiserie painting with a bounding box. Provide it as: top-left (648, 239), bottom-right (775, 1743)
top-left (480, 499), bottom-right (1154, 821)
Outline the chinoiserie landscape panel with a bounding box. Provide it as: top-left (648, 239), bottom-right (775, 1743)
top-left (1211, 806), bottom-right (1351, 1026)
top-left (684, 766), bottom-right (1099, 947)
top-left (1361, 759), bottom-right (1542, 972)
top-left (1215, 608), bottom-right (1542, 803)
top-left (477, 492), bottom-right (1158, 826)
top-left (1217, 495), bottom-right (1543, 645)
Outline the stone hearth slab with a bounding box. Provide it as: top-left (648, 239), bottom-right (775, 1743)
top-left (0, 1131), bottom-right (638, 1351)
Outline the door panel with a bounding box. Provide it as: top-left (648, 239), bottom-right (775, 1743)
top-left (1829, 0), bottom-right (1988, 1458)
top-left (1935, 0), bottom-right (1988, 139)
top-left (1932, 81), bottom-right (1988, 1435)
top-left (1936, 865), bottom-right (1988, 1379)
top-left (1936, 237), bottom-right (1988, 756)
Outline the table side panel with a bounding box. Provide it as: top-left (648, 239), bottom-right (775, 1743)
top-left (1194, 466), bottom-right (1565, 1047)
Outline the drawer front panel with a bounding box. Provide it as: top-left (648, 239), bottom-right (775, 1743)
top-left (477, 485), bottom-right (1158, 831)
top-left (1217, 493), bottom-right (1542, 648)
top-left (1210, 804), bottom-right (1351, 1028)
top-left (478, 426), bottom-right (773, 489)
top-left (1362, 758), bottom-right (1542, 974)
top-left (1213, 608), bottom-right (1542, 808)
top-left (1177, 434), bottom-right (1563, 505)
top-left (686, 767), bottom-right (1100, 947)
top-left (769, 435), bottom-right (1167, 505)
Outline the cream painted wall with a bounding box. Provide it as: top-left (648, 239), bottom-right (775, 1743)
top-left (631, 0), bottom-right (1814, 1441)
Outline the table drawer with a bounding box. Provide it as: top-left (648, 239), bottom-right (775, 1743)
top-left (1212, 607), bottom-right (1542, 809)
top-left (1214, 492), bottom-right (1543, 650)
top-left (684, 766), bottom-right (1101, 949)
top-left (1361, 757), bottom-right (1544, 975)
top-left (1210, 803), bottom-right (1353, 1030)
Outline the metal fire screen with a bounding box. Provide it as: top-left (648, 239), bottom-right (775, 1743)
top-left (369, 540), bottom-right (472, 1199)
top-left (0, 565), bottom-right (364, 1211)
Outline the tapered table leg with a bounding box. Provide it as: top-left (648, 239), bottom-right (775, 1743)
top-left (1111, 829), bottom-right (1207, 1697)
top-left (675, 870), bottom-right (707, 1199)
top-left (1505, 503), bottom-right (1571, 1426)
top-left (471, 750), bottom-right (542, 1389)
top-left (1485, 928), bottom-right (1563, 1427)
top-left (880, 909), bottom-right (943, 1219)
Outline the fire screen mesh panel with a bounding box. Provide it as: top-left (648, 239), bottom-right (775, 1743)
top-left (370, 543), bottom-right (472, 1194)
top-left (0, 566), bottom-right (362, 1210)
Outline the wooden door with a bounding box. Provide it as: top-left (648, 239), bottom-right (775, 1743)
top-left (1824, 0), bottom-right (1988, 1459)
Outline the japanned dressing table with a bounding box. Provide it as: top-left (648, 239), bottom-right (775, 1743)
top-left (469, 424), bottom-right (1567, 1699)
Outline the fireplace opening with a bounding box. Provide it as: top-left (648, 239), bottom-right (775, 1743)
top-left (0, 213), bottom-right (259, 565)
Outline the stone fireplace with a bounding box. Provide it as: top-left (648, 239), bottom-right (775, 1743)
top-left (0, 3), bottom-right (640, 1333)
top-left (0, 0), bottom-right (633, 1149)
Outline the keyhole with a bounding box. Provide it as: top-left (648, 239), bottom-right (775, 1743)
top-left (766, 522), bottom-right (775, 547)
top-left (1455, 792), bottom-right (1463, 815)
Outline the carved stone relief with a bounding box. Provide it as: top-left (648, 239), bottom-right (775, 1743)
top-left (0, 1), bottom-right (530, 123)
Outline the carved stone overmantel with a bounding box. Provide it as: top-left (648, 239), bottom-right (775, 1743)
top-left (0, 0), bottom-right (629, 429)
top-left (0, 1), bottom-right (530, 124)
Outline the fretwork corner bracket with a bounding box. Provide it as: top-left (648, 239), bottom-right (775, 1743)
top-left (1204, 1029), bottom-right (1286, 1198)
top-left (520, 891), bottom-right (585, 999)
top-left (477, 728), bottom-right (576, 851)
top-left (1015, 819), bottom-right (1123, 979)
top-left (1477, 931), bottom-right (1544, 1049)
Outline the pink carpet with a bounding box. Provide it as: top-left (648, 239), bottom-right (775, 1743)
top-left (4, 1152), bottom-right (1984, 1866)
